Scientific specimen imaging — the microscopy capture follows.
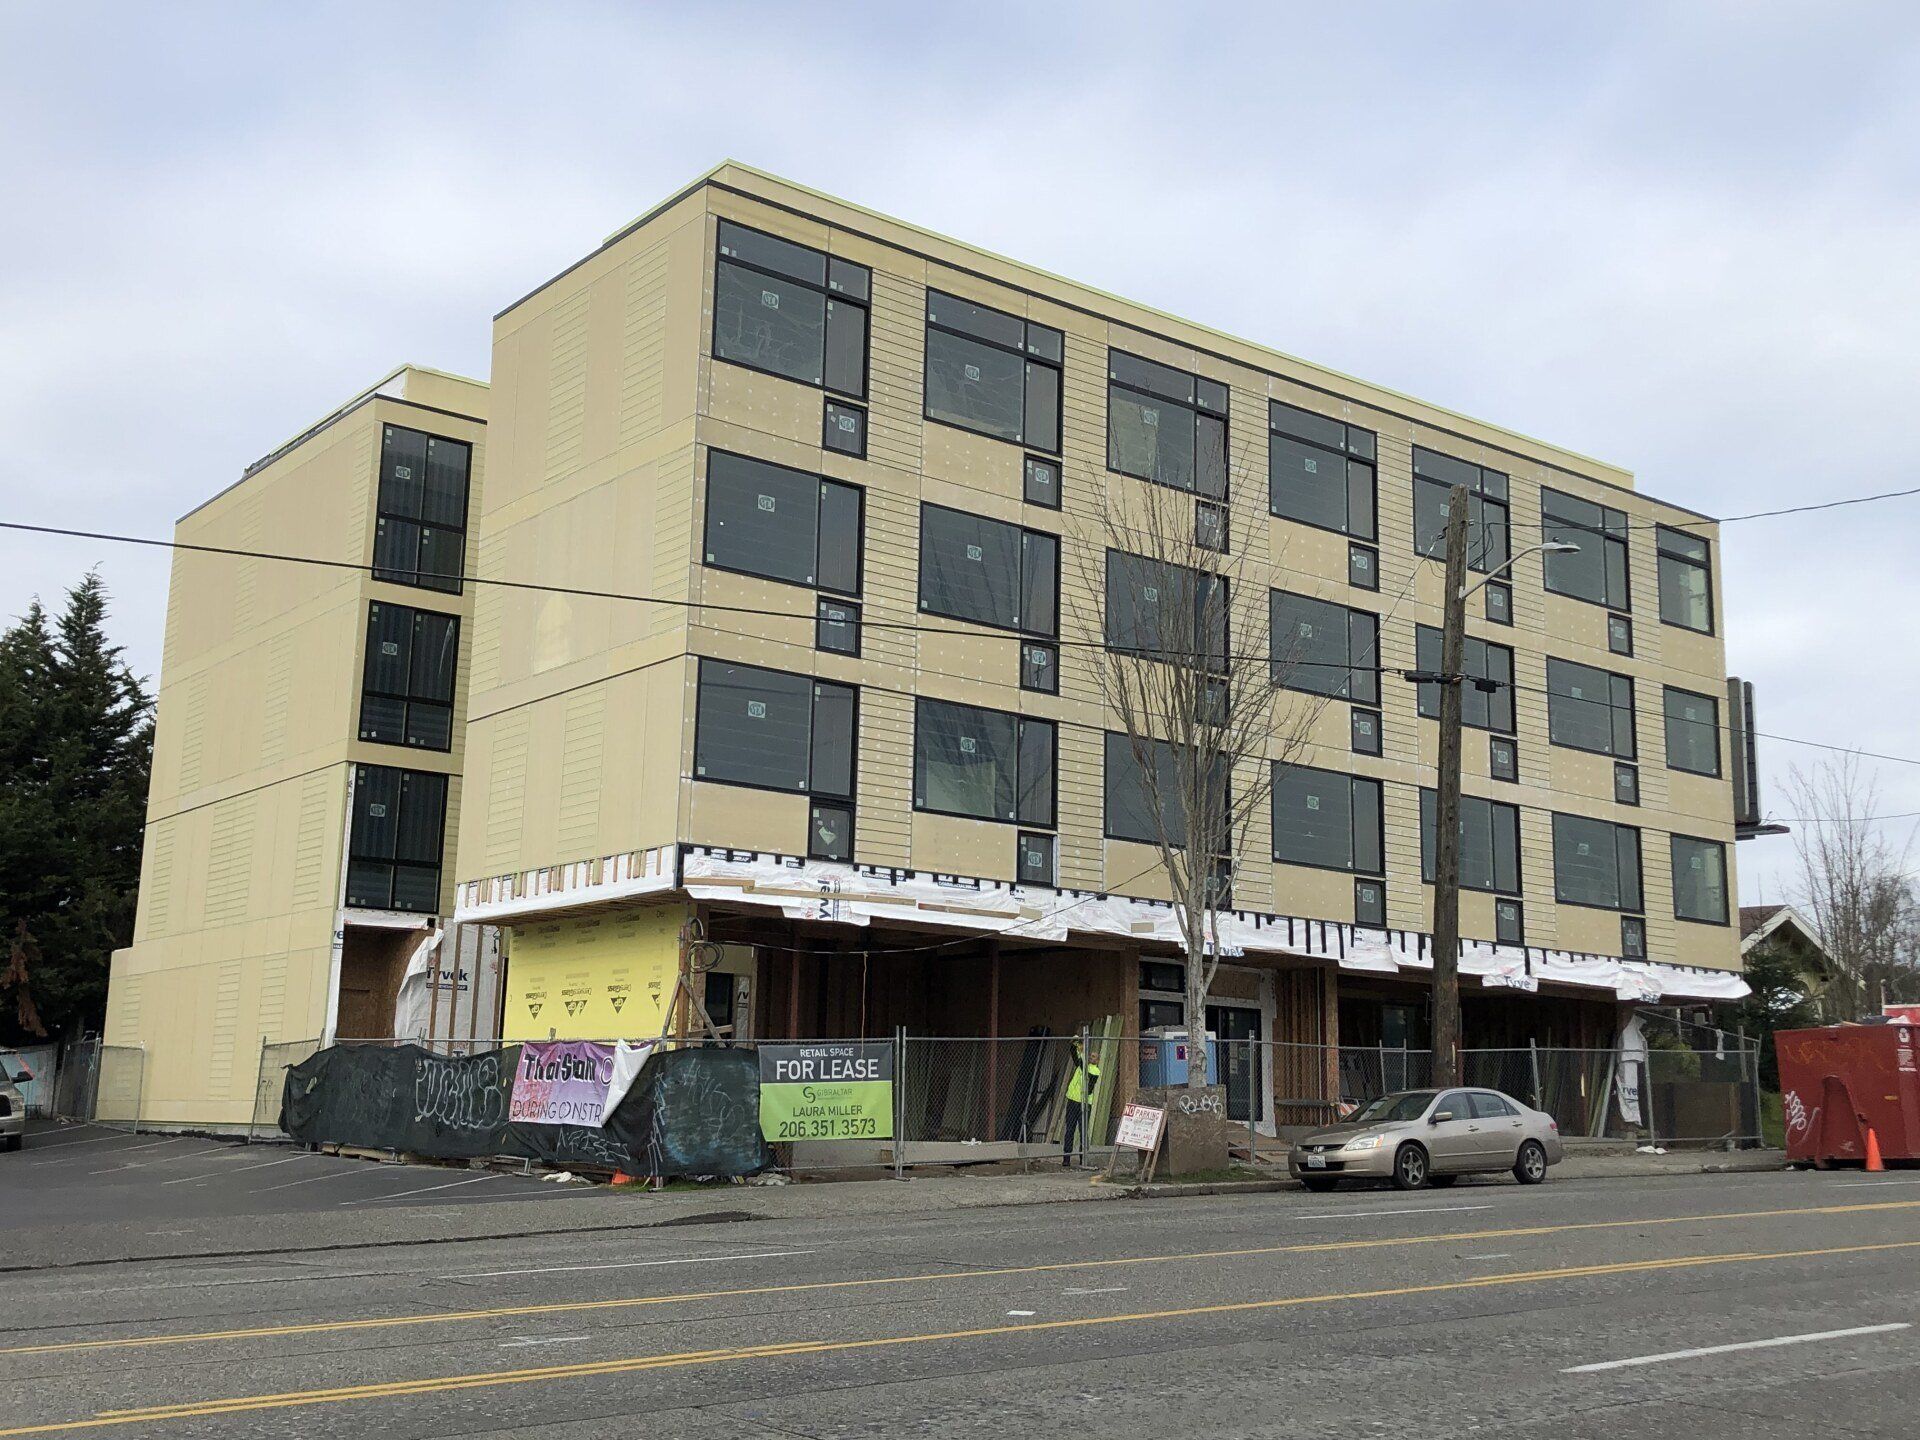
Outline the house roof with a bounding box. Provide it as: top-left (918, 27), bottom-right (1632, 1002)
top-left (1740, 904), bottom-right (1842, 978)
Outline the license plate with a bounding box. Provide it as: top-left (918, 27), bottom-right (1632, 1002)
top-left (1305, 1154), bottom-right (1327, 1169)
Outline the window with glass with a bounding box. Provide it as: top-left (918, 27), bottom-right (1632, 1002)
top-left (1485, 581), bottom-right (1512, 626)
top-left (1412, 447), bottom-right (1509, 572)
top-left (1355, 877), bottom-right (1387, 927)
top-left (1273, 766), bottom-right (1383, 874)
top-left (693, 659), bottom-right (856, 807)
top-left (1552, 814), bottom-right (1643, 912)
top-left (1106, 351), bottom-right (1228, 498)
top-left (1105, 551), bottom-right (1228, 673)
top-left (816, 597), bottom-right (860, 656)
top-left (823, 401), bottom-right (866, 458)
top-left (1414, 626), bottom-right (1516, 733)
top-left (1657, 525), bottom-right (1714, 633)
top-left (1023, 455), bottom-right (1061, 509)
top-left (359, 603), bottom-right (458, 751)
top-left (1663, 686), bottom-right (1721, 776)
top-left (1352, 708), bottom-right (1382, 756)
top-left (1615, 762), bottom-right (1640, 806)
top-left (924, 290), bottom-right (1061, 451)
top-left (1608, 613), bottom-right (1634, 656)
top-left (703, 451), bottom-right (862, 595)
top-left (1541, 488), bottom-right (1630, 610)
top-left (712, 219), bottom-right (869, 396)
top-left (1489, 736), bottom-right (1518, 783)
top-left (1271, 591), bottom-right (1378, 702)
top-left (1018, 831), bottom-right (1056, 885)
top-left (1419, 790), bottom-right (1522, 895)
top-left (1495, 898), bottom-right (1525, 945)
top-left (918, 504), bottom-right (1058, 637)
top-left (1546, 658), bottom-right (1636, 759)
top-left (1349, 543), bottom-right (1379, 591)
top-left (346, 765), bottom-right (448, 913)
top-left (1104, 733), bottom-right (1228, 849)
top-left (1672, 835), bottom-right (1730, 924)
top-left (913, 698), bottom-right (1054, 827)
top-left (372, 425), bottom-right (470, 593)
top-left (1268, 400), bottom-right (1376, 538)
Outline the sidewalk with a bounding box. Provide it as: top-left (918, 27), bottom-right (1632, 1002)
top-left (5, 1146), bottom-right (1786, 1274)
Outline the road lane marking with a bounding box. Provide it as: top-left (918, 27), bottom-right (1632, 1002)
top-left (1837, 1178), bottom-right (1920, 1186)
top-left (1063, 1287), bottom-right (1128, 1296)
top-left (1462, 1253), bottom-right (1512, 1260)
top-left (6, 1197), bottom-right (1917, 1359)
top-left (1298, 1205), bottom-right (1494, 1220)
top-left (1564, 1322), bottom-right (1911, 1372)
top-left (444, 1251), bottom-right (814, 1280)
top-left (498, 1336), bottom-right (589, 1348)
top-left (7, 1239), bottom-right (1920, 1436)
top-left (340, 1175), bottom-right (500, 1205)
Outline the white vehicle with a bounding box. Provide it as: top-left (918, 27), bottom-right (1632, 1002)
top-left (0, 1051), bottom-right (31, 1151)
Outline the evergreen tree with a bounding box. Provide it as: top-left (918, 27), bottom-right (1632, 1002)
top-left (0, 575), bottom-right (152, 1043)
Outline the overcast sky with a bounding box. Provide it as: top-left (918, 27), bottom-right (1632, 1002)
top-left (3, 2), bottom-right (1916, 903)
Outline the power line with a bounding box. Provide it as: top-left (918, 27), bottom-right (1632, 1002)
top-left (10, 516), bottom-right (1920, 769)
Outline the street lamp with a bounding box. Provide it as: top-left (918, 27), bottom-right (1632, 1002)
top-left (1426, 494), bottom-right (1580, 1088)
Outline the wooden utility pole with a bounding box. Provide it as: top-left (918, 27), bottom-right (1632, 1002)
top-left (1430, 482), bottom-right (1470, 1090)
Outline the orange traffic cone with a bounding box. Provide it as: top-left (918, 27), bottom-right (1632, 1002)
top-left (611, 1170), bottom-right (639, 1186)
top-left (1865, 1128), bottom-right (1885, 1173)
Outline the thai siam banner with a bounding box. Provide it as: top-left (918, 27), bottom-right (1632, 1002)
top-left (508, 1040), bottom-right (616, 1128)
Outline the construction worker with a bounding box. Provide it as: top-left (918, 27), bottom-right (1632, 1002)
top-left (1062, 1041), bottom-right (1100, 1165)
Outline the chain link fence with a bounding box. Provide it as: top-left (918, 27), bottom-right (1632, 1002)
top-left (2, 1042), bottom-right (59, 1117)
top-left (249, 1037), bottom-right (325, 1140)
top-left (44, 1039), bottom-right (145, 1130)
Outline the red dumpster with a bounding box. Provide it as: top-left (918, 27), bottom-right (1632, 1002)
top-left (1775, 1023), bottom-right (1920, 1166)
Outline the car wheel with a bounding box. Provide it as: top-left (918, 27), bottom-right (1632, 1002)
top-left (1391, 1143), bottom-right (1429, 1191)
top-left (1513, 1139), bottom-right (1548, 1185)
top-left (1427, 1173), bottom-right (1458, 1188)
top-left (1300, 1177), bottom-right (1339, 1193)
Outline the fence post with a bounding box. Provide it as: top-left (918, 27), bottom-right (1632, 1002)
top-left (248, 1036), bottom-right (270, 1144)
top-left (1528, 1039), bottom-right (1543, 1111)
top-left (1247, 1038), bottom-right (1257, 1166)
top-left (1079, 1023), bottom-right (1092, 1169)
top-left (893, 1025), bottom-right (906, 1181)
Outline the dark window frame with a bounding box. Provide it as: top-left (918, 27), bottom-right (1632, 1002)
top-left (1540, 487), bottom-right (1631, 611)
top-left (1551, 813), bottom-right (1645, 913)
top-left (1103, 731), bottom-right (1229, 849)
top-left (1268, 399), bottom-right (1377, 540)
top-left (1271, 764), bottom-right (1385, 876)
top-left (711, 218), bottom-right (870, 399)
top-left (1671, 833), bottom-right (1731, 925)
top-left (823, 400), bottom-right (867, 458)
top-left (1663, 685), bottom-right (1723, 777)
top-left (358, 601), bottom-right (460, 753)
top-left (1106, 349), bottom-right (1230, 499)
top-left (1412, 446), bottom-right (1509, 574)
top-left (1023, 454), bottom-right (1062, 510)
top-left (702, 449), bottom-right (866, 597)
top-left (918, 502), bottom-right (1060, 639)
top-left (1414, 625), bottom-right (1516, 734)
top-left (346, 764), bottom-right (449, 914)
top-left (1105, 549), bottom-right (1230, 675)
top-left (1272, 590), bottom-right (1380, 703)
top-left (1419, 788), bottom-right (1523, 896)
top-left (911, 696), bottom-right (1056, 829)
top-left (1545, 657), bottom-right (1637, 760)
top-left (372, 424), bottom-right (471, 595)
top-left (691, 658), bottom-right (859, 805)
top-left (1656, 524), bottom-right (1716, 634)
top-left (923, 289), bottom-right (1063, 453)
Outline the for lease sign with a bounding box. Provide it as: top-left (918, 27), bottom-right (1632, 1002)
top-left (758, 1041), bottom-right (893, 1142)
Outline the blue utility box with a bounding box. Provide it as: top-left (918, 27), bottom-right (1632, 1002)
top-left (1138, 1026), bottom-right (1220, 1087)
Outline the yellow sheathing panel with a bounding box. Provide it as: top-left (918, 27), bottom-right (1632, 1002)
top-left (502, 903), bottom-right (686, 1041)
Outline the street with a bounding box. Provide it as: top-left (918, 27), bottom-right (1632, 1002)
top-left (4, 1146), bottom-right (1918, 1437)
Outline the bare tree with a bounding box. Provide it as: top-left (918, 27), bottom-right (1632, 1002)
top-left (1784, 754), bottom-right (1920, 1016)
top-left (1070, 476), bottom-right (1323, 1092)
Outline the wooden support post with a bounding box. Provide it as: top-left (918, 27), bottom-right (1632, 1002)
top-left (985, 938), bottom-right (1001, 1128)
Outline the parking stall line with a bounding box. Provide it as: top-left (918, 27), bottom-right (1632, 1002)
top-left (341, 1175), bottom-right (502, 1205)
top-left (160, 1152), bottom-right (315, 1185)
top-left (442, 1251), bottom-right (815, 1280)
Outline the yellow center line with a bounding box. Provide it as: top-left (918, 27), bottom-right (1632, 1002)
top-left (4, 1237), bottom-right (1918, 1437)
top-left (5, 1197), bottom-right (1916, 1362)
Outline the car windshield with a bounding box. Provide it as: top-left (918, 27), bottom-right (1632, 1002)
top-left (1350, 1091), bottom-right (1436, 1124)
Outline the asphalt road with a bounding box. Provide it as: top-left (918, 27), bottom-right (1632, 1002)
top-left (3, 1162), bottom-right (1919, 1438)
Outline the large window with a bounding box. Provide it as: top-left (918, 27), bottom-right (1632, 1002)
top-left (373, 424), bottom-right (470, 593)
top-left (359, 603), bottom-right (458, 751)
top-left (703, 451), bottom-right (862, 594)
top-left (1419, 790), bottom-right (1521, 895)
top-left (711, 220), bottom-right (869, 397)
top-left (1541, 488), bottom-right (1630, 610)
top-left (1552, 814), bottom-right (1643, 912)
top-left (1107, 351), bottom-right (1228, 498)
top-left (918, 504), bottom-right (1058, 637)
top-left (1269, 401), bottom-right (1376, 539)
top-left (1104, 733), bottom-right (1226, 848)
top-left (347, 765), bottom-right (447, 913)
top-left (1546, 658), bottom-right (1636, 759)
top-left (1663, 686), bottom-right (1721, 776)
top-left (1657, 525), bottom-right (1714, 633)
top-left (1274, 766), bottom-right (1383, 874)
top-left (1412, 447), bottom-right (1509, 573)
top-left (924, 291), bottom-right (1062, 452)
top-left (1105, 551), bottom-right (1228, 672)
top-left (1671, 835), bottom-right (1730, 924)
top-left (1414, 626), bottom-right (1515, 733)
top-left (693, 659), bottom-right (855, 800)
top-left (913, 698), bottom-right (1054, 827)
top-left (1271, 591), bottom-right (1379, 702)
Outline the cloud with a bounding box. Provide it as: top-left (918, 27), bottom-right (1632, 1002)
top-left (4, 1), bottom-right (1917, 902)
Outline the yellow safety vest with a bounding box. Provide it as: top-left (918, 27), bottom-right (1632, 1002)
top-left (1067, 1057), bottom-right (1100, 1103)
